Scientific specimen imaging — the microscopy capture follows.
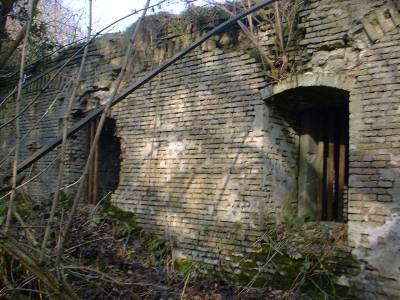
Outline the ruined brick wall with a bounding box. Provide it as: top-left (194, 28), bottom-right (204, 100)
top-left (348, 13), bottom-right (400, 300)
top-left (0, 70), bottom-right (75, 198)
top-left (260, 0), bottom-right (400, 297)
top-left (1, 0), bottom-right (400, 298)
top-left (111, 48), bottom-right (299, 260)
top-left (0, 42), bottom-right (123, 198)
top-left (111, 0), bottom-right (400, 296)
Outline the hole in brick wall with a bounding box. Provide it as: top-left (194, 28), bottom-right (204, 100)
top-left (87, 117), bottom-right (121, 203)
top-left (271, 86), bottom-right (349, 222)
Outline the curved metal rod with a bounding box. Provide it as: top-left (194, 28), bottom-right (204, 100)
top-left (0, 0), bottom-right (170, 109)
top-left (13, 0), bottom-right (276, 178)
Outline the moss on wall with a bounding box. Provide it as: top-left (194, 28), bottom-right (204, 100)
top-left (175, 221), bottom-right (361, 298)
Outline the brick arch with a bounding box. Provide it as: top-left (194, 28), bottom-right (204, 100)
top-left (260, 72), bottom-right (354, 101)
top-left (259, 78), bottom-right (351, 222)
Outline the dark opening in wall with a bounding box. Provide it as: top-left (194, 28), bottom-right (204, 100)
top-left (271, 86), bottom-right (349, 222)
top-left (87, 117), bottom-right (121, 203)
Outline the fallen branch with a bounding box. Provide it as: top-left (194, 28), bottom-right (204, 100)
top-left (64, 265), bottom-right (169, 290)
top-left (0, 234), bottom-right (80, 299)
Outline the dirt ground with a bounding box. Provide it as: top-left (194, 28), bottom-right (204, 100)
top-left (0, 196), bottom-right (308, 299)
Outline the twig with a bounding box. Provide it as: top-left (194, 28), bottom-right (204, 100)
top-left (55, 0), bottom-right (152, 266)
top-left (64, 237), bottom-right (113, 254)
top-left (0, 37), bottom-right (85, 81)
top-left (237, 240), bottom-right (284, 297)
top-left (5, 287), bottom-right (51, 296)
top-left (0, 52), bottom-right (91, 131)
top-left (284, 228), bottom-right (346, 299)
top-left (0, 81), bottom-right (72, 169)
top-left (0, 225), bottom-right (46, 229)
top-left (40, 0), bottom-right (93, 263)
top-left (0, 0), bottom-right (40, 68)
top-left (0, 154), bottom-right (60, 201)
top-left (4, 0), bottom-right (35, 234)
top-left (12, 208), bottom-right (39, 247)
top-left (87, 191), bottom-right (111, 223)
top-left (219, 1), bottom-right (275, 68)
top-left (63, 265), bottom-right (168, 290)
top-left (180, 268), bottom-right (192, 300)
top-left (0, 234), bottom-right (79, 299)
top-left (61, 177), bottom-right (82, 191)
top-left (0, 0), bottom-right (170, 109)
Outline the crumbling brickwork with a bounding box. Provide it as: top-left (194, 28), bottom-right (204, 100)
top-left (1, 0), bottom-right (399, 298)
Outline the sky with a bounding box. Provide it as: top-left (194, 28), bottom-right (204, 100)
top-left (64, 0), bottom-right (209, 34)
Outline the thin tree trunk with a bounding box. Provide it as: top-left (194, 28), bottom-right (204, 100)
top-left (0, 0), bottom-right (16, 54)
top-left (4, 0), bottom-right (35, 233)
top-left (247, 0), bottom-right (254, 33)
top-left (274, 1), bottom-right (288, 74)
top-left (39, 0), bottom-right (93, 262)
top-left (274, 2), bottom-right (284, 52)
top-left (55, 0), bottom-right (152, 266)
top-left (0, 0), bottom-right (39, 68)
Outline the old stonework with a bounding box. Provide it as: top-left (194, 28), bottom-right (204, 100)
top-left (1, 0), bottom-right (400, 298)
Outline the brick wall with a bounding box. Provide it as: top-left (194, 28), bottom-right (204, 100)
top-left (1, 0), bottom-right (399, 297)
top-left (111, 48), bottom-right (299, 262)
top-left (260, 0), bottom-right (400, 297)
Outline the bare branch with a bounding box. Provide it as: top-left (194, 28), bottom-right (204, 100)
top-left (207, 0), bottom-right (276, 79)
top-left (40, 0), bottom-right (93, 262)
top-left (55, 0), bottom-right (152, 265)
top-left (0, 0), bottom-right (40, 68)
top-left (0, 0), bottom-right (171, 119)
top-left (4, 0), bottom-right (35, 233)
top-left (0, 234), bottom-right (79, 299)
top-left (0, 81), bottom-right (71, 169)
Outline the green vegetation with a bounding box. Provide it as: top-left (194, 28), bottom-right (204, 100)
top-left (0, 191), bottom-right (38, 225)
top-left (168, 216), bottom-right (359, 299)
top-left (174, 259), bottom-right (216, 284)
top-left (284, 213), bottom-right (316, 229)
top-left (219, 222), bottom-right (360, 299)
top-left (125, 5), bottom-right (230, 39)
top-left (0, 192), bottom-right (359, 299)
top-left (101, 198), bottom-right (171, 261)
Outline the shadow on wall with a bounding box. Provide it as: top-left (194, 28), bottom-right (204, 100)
top-left (270, 86), bottom-right (350, 222)
top-left (110, 49), bottom-right (300, 261)
top-left (269, 84), bottom-right (400, 296)
top-left (108, 52), bottom-right (360, 265)
top-left (0, 0), bottom-right (398, 296)
top-left (105, 24), bottom-right (400, 296)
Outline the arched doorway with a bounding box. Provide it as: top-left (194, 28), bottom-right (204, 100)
top-left (270, 86), bottom-right (349, 221)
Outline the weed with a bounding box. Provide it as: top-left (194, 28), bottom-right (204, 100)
top-left (284, 213), bottom-right (316, 229)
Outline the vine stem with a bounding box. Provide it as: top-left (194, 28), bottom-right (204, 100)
top-left (39, 0), bottom-right (93, 263)
top-left (55, 0), bottom-right (152, 266)
top-left (4, 0), bottom-right (35, 233)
